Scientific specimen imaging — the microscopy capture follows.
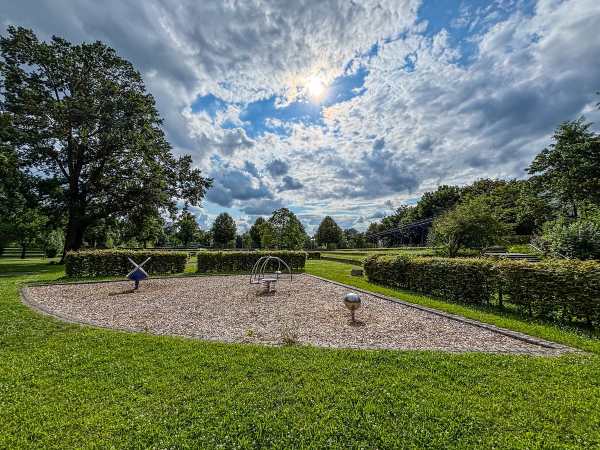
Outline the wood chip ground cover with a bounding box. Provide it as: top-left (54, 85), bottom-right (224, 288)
top-left (24, 274), bottom-right (567, 354)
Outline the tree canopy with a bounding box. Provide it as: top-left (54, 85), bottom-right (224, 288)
top-left (527, 117), bottom-right (600, 218)
top-left (428, 197), bottom-right (507, 257)
top-left (172, 210), bottom-right (201, 248)
top-left (249, 217), bottom-right (266, 248)
top-left (259, 208), bottom-right (305, 249)
top-left (211, 212), bottom-right (236, 247)
top-left (0, 27), bottom-right (212, 259)
top-left (315, 216), bottom-right (343, 249)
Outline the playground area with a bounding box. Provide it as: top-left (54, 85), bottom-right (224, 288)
top-left (22, 274), bottom-right (570, 354)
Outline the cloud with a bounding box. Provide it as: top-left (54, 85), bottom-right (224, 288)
top-left (367, 211), bottom-right (385, 220)
top-left (265, 159), bottom-right (290, 177)
top-left (280, 176), bottom-right (304, 191)
top-left (2, 0), bottom-right (600, 233)
top-left (239, 198), bottom-right (284, 215)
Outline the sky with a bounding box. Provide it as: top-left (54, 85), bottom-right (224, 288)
top-left (2, 0), bottom-right (600, 234)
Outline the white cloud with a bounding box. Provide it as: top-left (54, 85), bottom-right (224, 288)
top-left (2, 0), bottom-right (599, 232)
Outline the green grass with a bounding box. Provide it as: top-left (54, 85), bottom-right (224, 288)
top-left (321, 248), bottom-right (439, 263)
top-left (1, 258), bottom-right (600, 448)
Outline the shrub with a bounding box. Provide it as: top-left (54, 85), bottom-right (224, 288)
top-left (46, 248), bottom-right (58, 258)
top-left (307, 251), bottom-right (321, 260)
top-left (538, 218), bottom-right (600, 259)
top-left (364, 254), bottom-right (498, 305)
top-left (65, 250), bottom-right (188, 278)
top-left (364, 254), bottom-right (600, 325)
top-left (197, 250), bottom-right (307, 273)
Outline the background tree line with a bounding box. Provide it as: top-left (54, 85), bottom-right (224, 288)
top-left (367, 113), bottom-right (600, 259)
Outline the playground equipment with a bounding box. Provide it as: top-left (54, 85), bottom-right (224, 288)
top-left (126, 257), bottom-right (151, 290)
top-left (250, 256), bottom-right (292, 293)
top-left (344, 293), bottom-right (361, 322)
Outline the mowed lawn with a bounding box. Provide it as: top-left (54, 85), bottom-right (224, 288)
top-left (1, 258), bottom-right (600, 448)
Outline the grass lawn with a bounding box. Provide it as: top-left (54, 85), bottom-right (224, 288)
top-left (1, 258), bottom-right (600, 448)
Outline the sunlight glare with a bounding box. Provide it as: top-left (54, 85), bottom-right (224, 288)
top-left (306, 78), bottom-right (325, 97)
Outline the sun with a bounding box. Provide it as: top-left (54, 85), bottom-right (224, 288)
top-left (306, 78), bottom-right (325, 97)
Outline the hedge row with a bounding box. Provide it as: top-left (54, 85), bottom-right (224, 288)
top-left (307, 251), bottom-right (321, 260)
top-left (364, 254), bottom-right (498, 305)
top-left (65, 250), bottom-right (188, 278)
top-left (197, 251), bottom-right (307, 273)
top-left (499, 259), bottom-right (600, 325)
top-left (364, 254), bottom-right (600, 325)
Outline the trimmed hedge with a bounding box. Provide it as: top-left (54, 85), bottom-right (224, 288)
top-left (307, 251), bottom-right (321, 260)
top-left (65, 250), bottom-right (188, 278)
top-left (499, 259), bottom-right (600, 324)
top-left (197, 251), bottom-right (307, 273)
top-left (364, 254), bottom-right (498, 305)
top-left (364, 254), bottom-right (600, 325)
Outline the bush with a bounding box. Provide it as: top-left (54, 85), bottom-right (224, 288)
top-left (197, 250), bottom-right (307, 273)
top-left (538, 218), bottom-right (600, 259)
top-left (364, 254), bottom-right (600, 325)
top-left (307, 251), bottom-right (321, 260)
top-left (46, 248), bottom-right (58, 258)
top-left (364, 254), bottom-right (498, 305)
top-left (65, 250), bottom-right (188, 278)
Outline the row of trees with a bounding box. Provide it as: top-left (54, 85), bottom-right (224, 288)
top-left (367, 115), bottom-right (600, 258)
top-left (0, 27), bottom-right (366, 257)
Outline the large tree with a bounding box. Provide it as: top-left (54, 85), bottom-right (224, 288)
top-left (315, 216), bottom-right (343, 249)
top-left (119, 206), bottom-right (165, 248)
top-left (259, 208), bottom-right (305, 249)
top-left (0, 27), bottom-right (212, 259)
top-left (343, 228), bottom-right (366, 249)
top-left (172, 210), bottom-right (201, 248)
top-left (417, 185), bottom-right (461, 219)
top-left (211, 212), bottom-right (237, 247)
top-left (527, 117), bottom-right (600, 218)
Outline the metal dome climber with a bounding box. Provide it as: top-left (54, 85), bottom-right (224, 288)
top-left (250, 256), bottom-right (292, 293)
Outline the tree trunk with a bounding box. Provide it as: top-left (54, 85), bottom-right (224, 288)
top-left (21, 243), bottom-right (26, 259)
top-left (61, 219), bottom-right (87, 263)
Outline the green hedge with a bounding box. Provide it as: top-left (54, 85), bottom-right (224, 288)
top-left (307, 251), bottom-right (321, 260)
top-left (197, 251), bottom-right (307, 273)
top-left (364, 254), bottom-right (498, 305)
top-left (499, 259), bottom-right (600, 324)
top-left (364, 254), bottom-right (600, 325)
top-left (65, 250), bottom-right (188, 278)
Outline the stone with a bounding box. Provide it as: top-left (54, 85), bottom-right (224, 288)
top-left (350, 269), bottom-right (364, 277)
